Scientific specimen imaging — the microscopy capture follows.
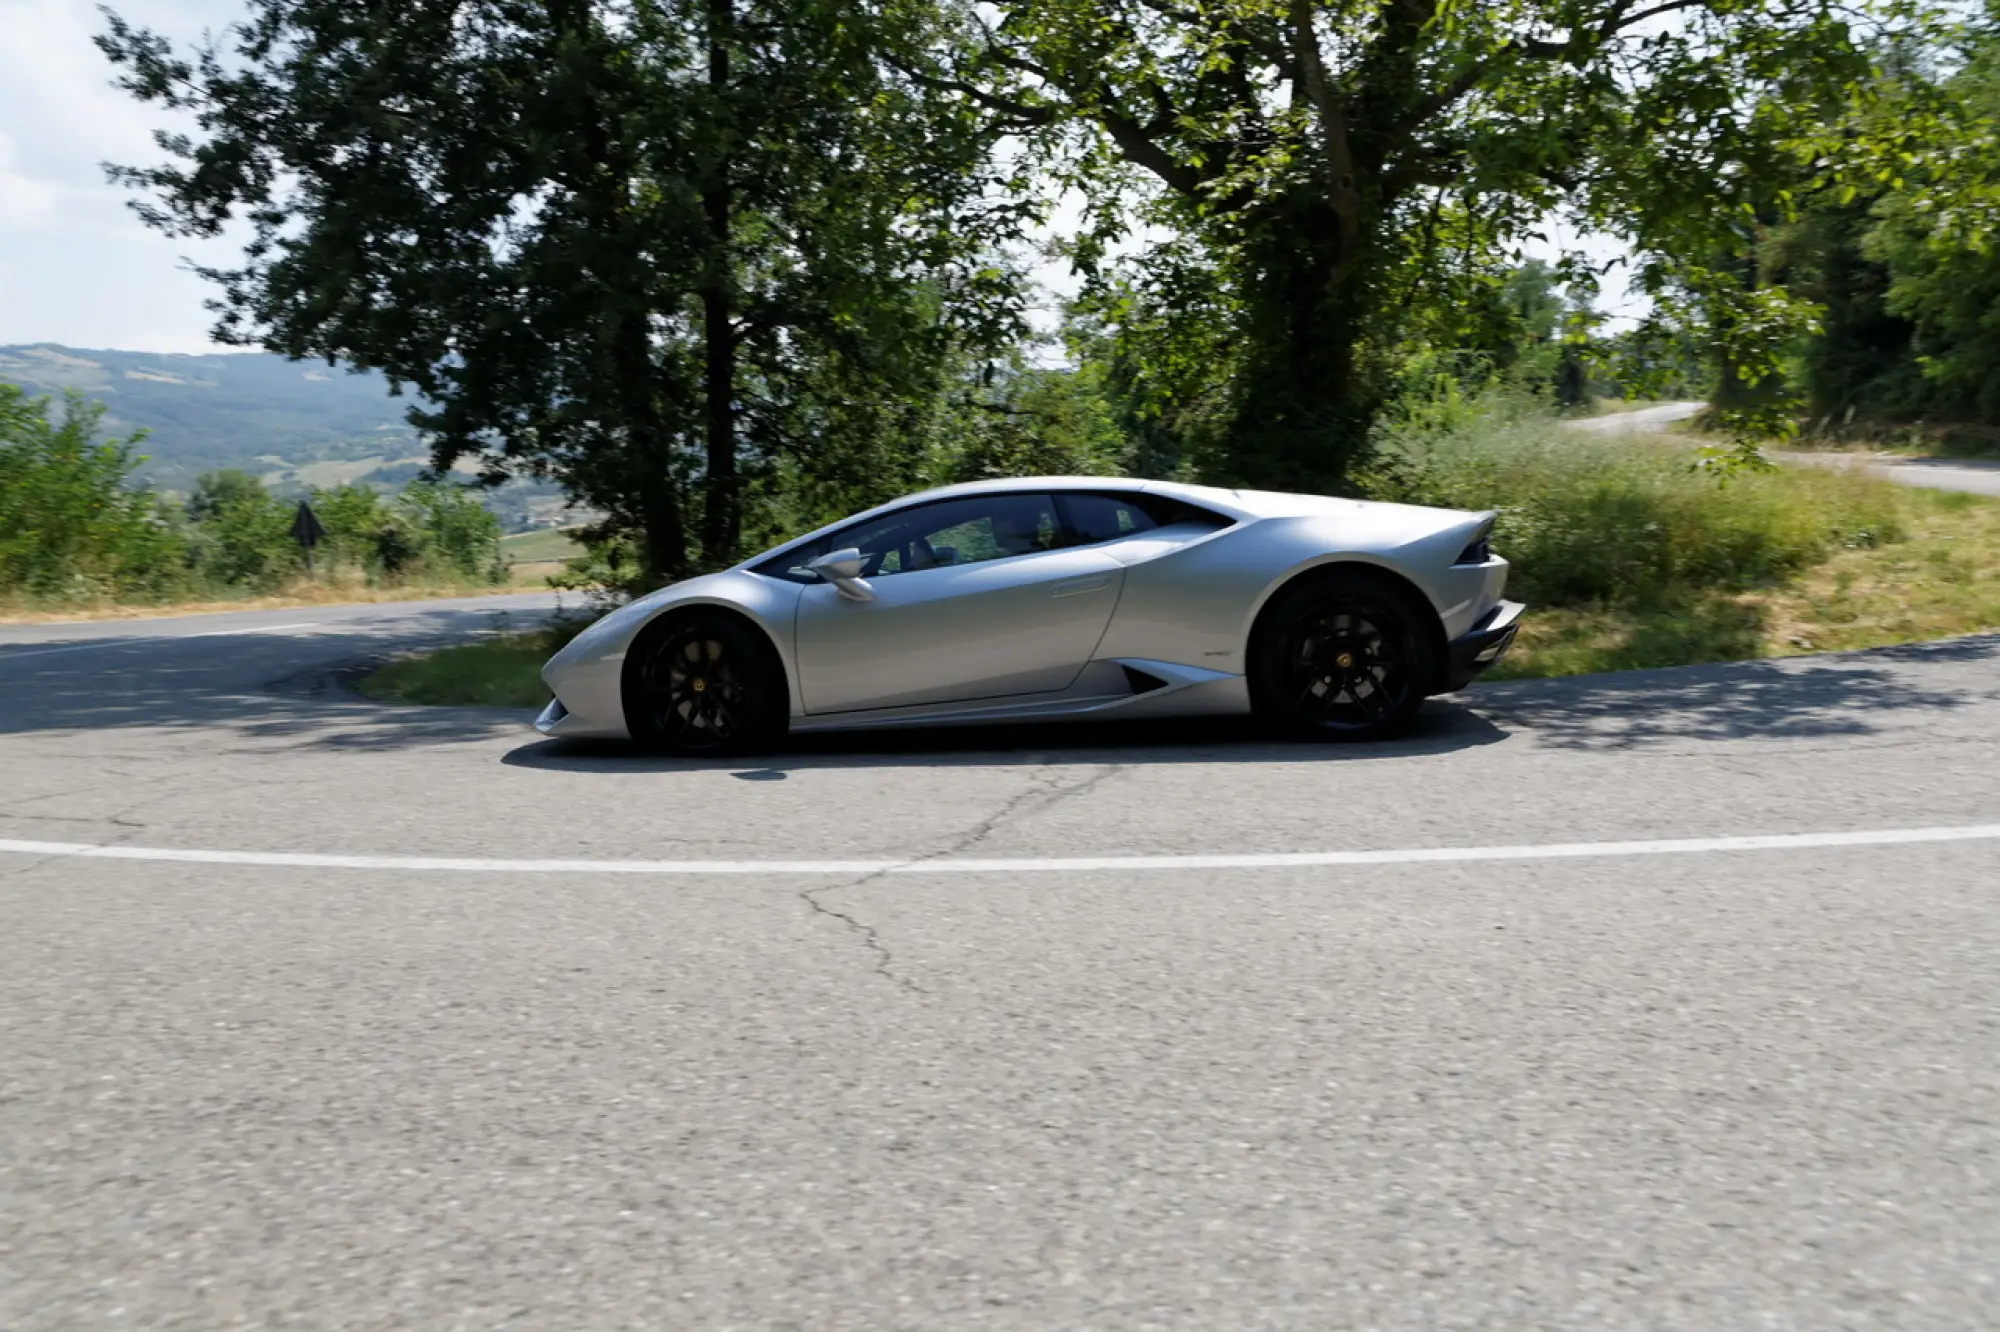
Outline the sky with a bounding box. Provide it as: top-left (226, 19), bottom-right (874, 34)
top-left (0, 0), bottom-right (1637, 357)
top-left (0, 0), bottom-right (243, 353)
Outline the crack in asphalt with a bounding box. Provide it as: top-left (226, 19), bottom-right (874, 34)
top-left (0, 768), bottom-right (182, 885)
top-left (797, 761), bottom-right (1130, 994)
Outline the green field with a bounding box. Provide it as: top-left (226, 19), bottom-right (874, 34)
top-left (499, 527), bottom-right (585, 564)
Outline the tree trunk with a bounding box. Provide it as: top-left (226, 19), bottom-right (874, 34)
top-left (699, 0), bottom-right (738, 565)
top-left (614, 309), bottom-right (687, 582)
top-left (1225, 193), bottom-right (1378, 493)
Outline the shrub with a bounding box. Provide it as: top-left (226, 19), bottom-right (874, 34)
top-left (185, 469), bottom-right (300, 589)
top-left (1360, 391), bottom-right (1903, 607)
top-left (395, 479), bottom-right (505, 583)
top-left (0, 386), bottom-right (191, 602)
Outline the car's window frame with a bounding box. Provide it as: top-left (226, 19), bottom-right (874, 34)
top-left (751, 490), bottom-right (1066, 585)
top-left (1051, 489), bottom-right (1233, 550)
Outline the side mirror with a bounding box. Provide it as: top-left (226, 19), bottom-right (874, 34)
top-left (807, 547), bottom-right (875, 601)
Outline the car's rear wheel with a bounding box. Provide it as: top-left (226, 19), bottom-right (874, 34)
top-left (1249, 570), bottom-right (1439, 742)
top-left (623, 611), bottom-right (786, 756)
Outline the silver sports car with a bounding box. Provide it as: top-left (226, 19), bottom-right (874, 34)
top-left (536, 477), bottom-right (1523, 753)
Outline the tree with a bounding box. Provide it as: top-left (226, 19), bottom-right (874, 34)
top-left (948, 0), bottom-right (1905, 486)
top-left (0, 386), bottom-right (187, 601)
top-left (395, 479), bottom-right (506, 582)
top-left (99, 0), bottom-right (1030, 582)
top-left (1860, 3), bottom-right (2000, 423)
top-left (1765, 196), bottom-right (1924, 425)
top-left (185, 468), bottom-right (268, 523)
top-left (184, 469), bottom-right (297, 588)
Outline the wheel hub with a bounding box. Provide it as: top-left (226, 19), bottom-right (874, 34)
top-left (1274, 602), bottom-right (1413, 733)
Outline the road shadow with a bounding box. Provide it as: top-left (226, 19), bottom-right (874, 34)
top-left (6, 608), bottom-right (1991, 763)
top-left (502, 700), bottom-right (1511, 775)
top-left (1478, 634), bottom-right (1997, 750)
top-left (0, 611), bottom-right (545, 750)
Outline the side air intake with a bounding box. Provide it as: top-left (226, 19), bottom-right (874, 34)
top-left (1121, 665), bottom-right (1169, 694)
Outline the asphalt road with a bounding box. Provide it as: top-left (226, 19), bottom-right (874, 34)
top-left (3, 597), bottom-right (1997, 1330)
top-left (1567, 401), bottom-right (2000, 496)
top-left (1775, 450), bottom-right (2000, 498)
top-left (1561, 401), bottom-right (1709, 435)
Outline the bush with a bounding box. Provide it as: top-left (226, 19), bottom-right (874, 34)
top-left (2, 385), bottom-right (509, 610)
top-left (0, 385), bottom-right (191, 602)
top-left (394, 479), bottom-right (504, 583)
top-left (176, 472), bottom-right (505, 591)
top-left (1360, 390), bottom-right (1903, 607)
top-left (185, 469), bottom-right (301, 589)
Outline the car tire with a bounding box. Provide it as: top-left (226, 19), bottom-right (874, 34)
top-left (622, 610), bottom-right (787, 757)
top-left (1248, 569), bottom-right (1440, 742)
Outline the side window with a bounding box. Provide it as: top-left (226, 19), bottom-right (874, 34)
top-left (1059, 493), bottom-right (1161, 546)
top-left (1056, 491), bottom-right (1233, 547)
top-left (821, 493), bottom-right (1063, 580)
top-left (756, 535), bottom-right (831, 584)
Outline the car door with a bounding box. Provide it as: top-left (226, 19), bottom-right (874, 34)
top-left (793, 492), bottom-right (1126, 714)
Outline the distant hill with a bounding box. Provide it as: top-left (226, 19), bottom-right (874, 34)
top-left (0, 343), bottom-right (420, 491)
top-left (0, 343), bottom-right (580, 531)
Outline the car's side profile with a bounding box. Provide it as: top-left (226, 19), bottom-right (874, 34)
top-left (535, 476), bottom-right (1523, 754)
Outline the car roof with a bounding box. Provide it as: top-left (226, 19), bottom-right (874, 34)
top-left (868, 475), bottom-right (1133, 502)
top-left (733, 475), bottom-right (1290, 571)
top-left (879, 475), bottom-right (1250, 510)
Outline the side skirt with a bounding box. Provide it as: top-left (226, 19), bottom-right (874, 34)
top-left (788, 659), bottom-right (1251, 734)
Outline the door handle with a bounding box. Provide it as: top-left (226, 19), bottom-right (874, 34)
top-left (1052, 576), bottom-right (1110, 598)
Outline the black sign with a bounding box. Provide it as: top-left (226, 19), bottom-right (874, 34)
top-left (290, 501), bottom-right (327, 550)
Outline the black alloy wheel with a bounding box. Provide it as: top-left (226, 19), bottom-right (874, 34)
top-left (623, 612), bottom-right (783, 756)
top-left (1250, 572), bottom-right (1438, 741)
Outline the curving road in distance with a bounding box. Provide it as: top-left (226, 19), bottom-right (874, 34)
top-left (2, 595), bottom-right (1997, 1329)
top-left (1570, 399), bottom-right (2000, 496)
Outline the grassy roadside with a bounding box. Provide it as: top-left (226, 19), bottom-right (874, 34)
top-left (0, 577), bottom-right (548, 626)
top-left (1492, 486), bottom-right (2000, 678)
top-left (357, 621), bottom-right (582, 708)
top-left (1, 527), bottom-right (584, 626)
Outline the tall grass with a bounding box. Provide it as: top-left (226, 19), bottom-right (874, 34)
top-left (1360, 391), bottom-right (1904, 608)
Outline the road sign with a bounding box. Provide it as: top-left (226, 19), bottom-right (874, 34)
top-left (290, 501), bottom-right (326, 549)
top-left (291, 501), bottom-right (327, 574)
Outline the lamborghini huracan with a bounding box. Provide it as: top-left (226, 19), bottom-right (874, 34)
top-left (535, 477), bottom-right (1523, 753)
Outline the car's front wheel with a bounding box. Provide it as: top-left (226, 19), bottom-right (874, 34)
top-left (1249, 570), bottom-right (1439, 742)
top-left (622, 611), bottom-right (786, 756)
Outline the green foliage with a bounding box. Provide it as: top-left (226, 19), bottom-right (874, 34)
top-left (1361, 391), bottom-right (1903, 608)
top-left (392, 480), bottom-right (505, 583)
top-left (0, 379), bottom-right (507, 606)
top-left (186, 468), bottom-right (267, 522)
top-left (926, 355), bottom-right (1130, 485)
top-left (963, 0), bottom-right (1907, 490)
top-left (1733, 7), bottom-right (2000, 435)
top-left (0, 385), bottom-right (189, 601)
top-left (100, 0), bottom-right (1033, 582)
top-left (183, 471), bottom-right (297, 589)
top-left (549, 529), bottom-right (652, 606)
top-left (1861, 12), bottom-right (2000, 422)
top-left (1765, 199), bottom-right (1926, 423)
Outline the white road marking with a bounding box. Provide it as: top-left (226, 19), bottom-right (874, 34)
top-left (0, 623), bottom-right (320, 661)
top-left (1, 822), bottom-right (1996, 876)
